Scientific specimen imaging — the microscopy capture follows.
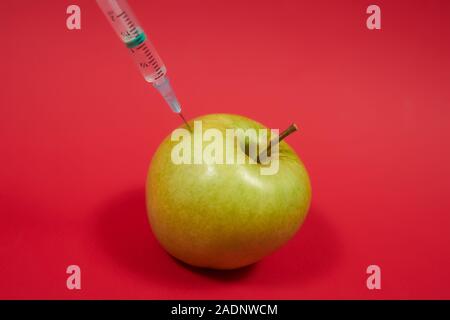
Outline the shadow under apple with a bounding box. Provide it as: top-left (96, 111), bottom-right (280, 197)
top-left (95, 187), bottom-right (340, 287)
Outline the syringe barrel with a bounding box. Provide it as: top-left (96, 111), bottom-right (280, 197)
top-left (96, 0), bottom-right (167, 83)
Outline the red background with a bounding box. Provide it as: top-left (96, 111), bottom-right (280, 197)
top-left (1, 0), bottom-right (450, 299)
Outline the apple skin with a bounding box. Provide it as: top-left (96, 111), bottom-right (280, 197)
top-left (146, 114), bottom-right (311, 270)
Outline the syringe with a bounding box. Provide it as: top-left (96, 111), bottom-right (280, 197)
top-left (96, 0), bottom-right (190, 129)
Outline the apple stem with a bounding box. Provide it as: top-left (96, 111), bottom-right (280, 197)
top-left (258, 123), bottom-right (298, 163)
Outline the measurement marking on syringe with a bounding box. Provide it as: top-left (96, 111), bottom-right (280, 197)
top-left (140, 46), bottom-right (159, 69)
top-left (117, 11), bottom-right (138, 34)
top-left (150, 60), bottom-right (159, 68)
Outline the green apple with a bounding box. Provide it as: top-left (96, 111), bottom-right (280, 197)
top-left (146, 114), bottom-right (311, 269)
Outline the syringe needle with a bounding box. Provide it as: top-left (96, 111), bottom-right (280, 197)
top-left (178, 112), bottom-right (191, 131)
